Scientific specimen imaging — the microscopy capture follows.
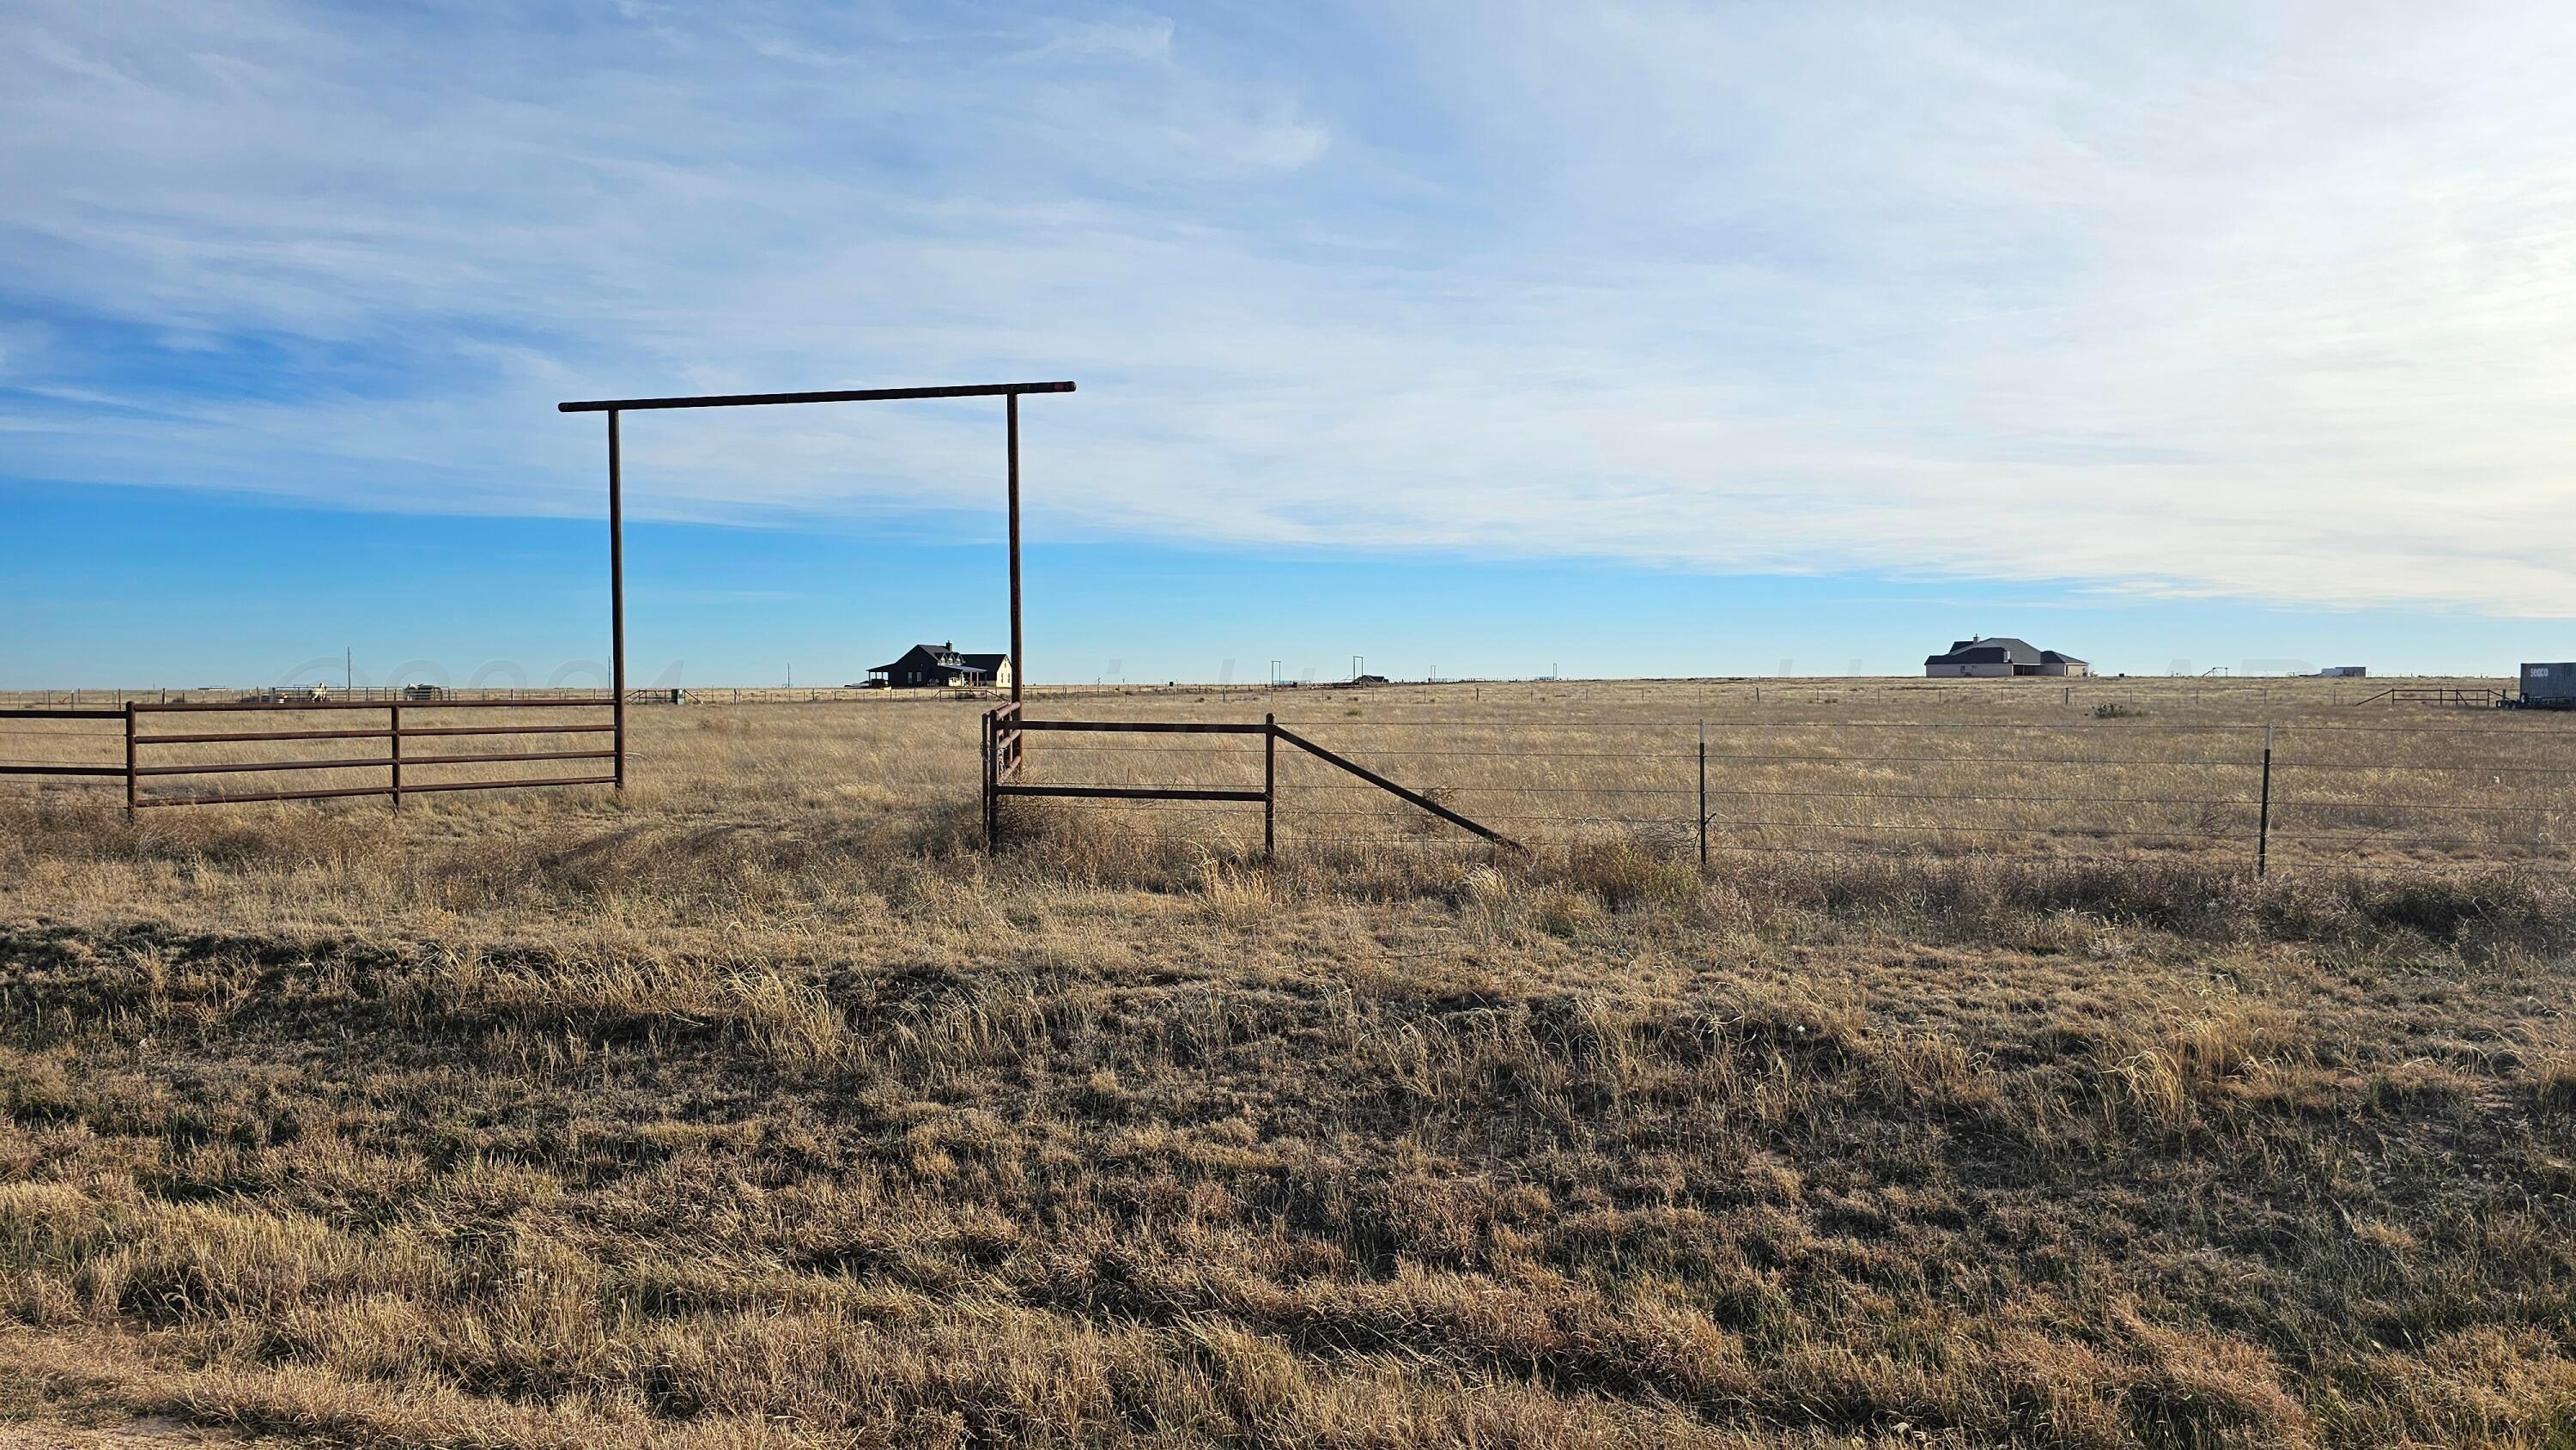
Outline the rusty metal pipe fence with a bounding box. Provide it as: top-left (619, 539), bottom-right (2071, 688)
top-left (983, 707), bottom-right (1526, 853)
top-left (0, 698), bottom-right (618, 814)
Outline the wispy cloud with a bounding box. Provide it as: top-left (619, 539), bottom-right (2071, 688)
top-left (6, 1), bottom-right (2576, 614)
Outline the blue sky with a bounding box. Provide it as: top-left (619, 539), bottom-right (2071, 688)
top-left (8, 2), bottom-right (2576, 685)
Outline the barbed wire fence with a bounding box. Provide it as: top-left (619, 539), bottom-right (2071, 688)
top-left (1016, 715), bottom-right (2576, 874)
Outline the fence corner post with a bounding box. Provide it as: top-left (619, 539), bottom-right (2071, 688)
top-left (1264, 712), bottom-right (1277, 860)
top-left (982, 707), bottom-right (999, 852)
top-left (2256, 722), bottom-right (2273, 879)
top-left (123, 701), bottom-right (137, 821)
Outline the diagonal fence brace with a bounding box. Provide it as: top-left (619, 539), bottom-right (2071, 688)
top-left (1271, 725), bottom-right (1524, 852)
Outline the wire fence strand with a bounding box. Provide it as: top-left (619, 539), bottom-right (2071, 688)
top-left (992, 711), bottom-right (2576, 872)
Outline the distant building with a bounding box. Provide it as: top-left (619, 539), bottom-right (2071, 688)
top-left (2317, 665), bottom-right (2367, 678)
top-left (1923, 637), bottom-right (2088, 678)
top-left (2518, 663), bottom-right (2576, 708)
top-left (868, 643), bottom-right (1012, 690)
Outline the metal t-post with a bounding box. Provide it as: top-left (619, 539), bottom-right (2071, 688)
top-left (2256, 722), bottom-right (2273, 878)
top-left (1698, 720), bottom-right (1708, 867)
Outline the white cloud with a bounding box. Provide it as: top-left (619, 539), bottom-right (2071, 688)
top-left (1026, 14), bottom-right (1175, 63)
top-left (5, 1), bottom-right (2576, 613)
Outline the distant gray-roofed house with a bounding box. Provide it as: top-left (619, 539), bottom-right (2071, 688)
top-left (868, 643), bottom-right (1012, 689)
top-left (1924, 638), bottom-right (2089, 678)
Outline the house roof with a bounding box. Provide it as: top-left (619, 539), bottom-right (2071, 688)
top-left (1923, 637), bottom-right (2088, 667)
top-left (1925, 636), bottom-right (2041, 666)
top-left (871, 643), bottom-right (1001, 676)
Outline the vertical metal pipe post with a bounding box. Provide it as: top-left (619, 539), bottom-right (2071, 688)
top-left (608, 410), bottom-right (627, 790)
top-left (1698, 720), bottom-right (1707, 867)
top-left (2257, 722), bottom-right (2273, 879)
top-left (1264, 713), bottom-right (1277, 858)
top-left (1006, 392), bottom-right (1024, 704)
top-left (390, 703), bottom-right (404, 811)
top-left (123, 702), bottom-right (137, 821)
top-left (982, 709), bottom-right (999, 850)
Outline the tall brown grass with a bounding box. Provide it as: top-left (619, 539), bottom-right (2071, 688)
top-left (2, 678), bottom-right (2573, 1446)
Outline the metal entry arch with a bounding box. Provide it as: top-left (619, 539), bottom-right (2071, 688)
top-left (556, 379), bottom-right (1077, 787)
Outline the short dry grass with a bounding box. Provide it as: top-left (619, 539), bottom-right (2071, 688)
top-left (2, 680), bottom-right (2573, 1447)
top-left (8, 675), bottom-right (2566, 870)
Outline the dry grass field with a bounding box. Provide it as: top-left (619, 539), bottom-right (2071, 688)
top-left (3, 677), bottom-right (2573, 1447)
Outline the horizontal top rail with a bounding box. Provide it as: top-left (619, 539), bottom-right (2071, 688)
top-left (1014, 719), bottom-right (1270, 735)
top-left (136, 721), bottom-right (616, 745)
top-left (557, 381), bottom-right (1076, 413)
top-left (0, 707), bottom-right (123, 720)
top-left (129, 698), bottom-right (612, 713)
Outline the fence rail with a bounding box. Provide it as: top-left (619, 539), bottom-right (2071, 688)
top-left (984, 709), bottom-right (1524, 853)
top-left (0, 698), bottom-right (621, 813)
